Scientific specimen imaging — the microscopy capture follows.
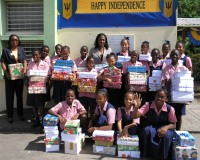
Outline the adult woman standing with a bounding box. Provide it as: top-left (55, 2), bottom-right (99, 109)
top-left (1, 34), bottom-right (27, 123)
top-left (90, 33), bottom-right (112, 64)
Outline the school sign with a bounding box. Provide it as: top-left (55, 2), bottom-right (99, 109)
top-left (57, 0), bottom-right (178, 28)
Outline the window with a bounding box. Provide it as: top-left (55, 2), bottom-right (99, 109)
top-left (6, 1), bottom-right (43, 32)
top-left (21, 41), bottom-right (43, 61)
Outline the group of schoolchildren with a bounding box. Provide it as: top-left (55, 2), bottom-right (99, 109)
top-left (26, 33), bottom-right (192, 160)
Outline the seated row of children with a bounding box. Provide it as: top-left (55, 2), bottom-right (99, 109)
top-left (47, 88), bottom-right (176, 160)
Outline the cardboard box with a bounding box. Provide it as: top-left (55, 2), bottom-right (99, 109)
top-left (175, 131), bottom-right (195, 147)
top-left (29, 76), bottom-right (46, 82)
top-left (129, 72), bottom-right (146, 79)
top-left (149, 77), bottom-right (161, 84)
top-left (27, 70), bottom-right (48, 77)
top-left (95, 64), bottom-right (109, 72)
top-left (93, 145), bottom-right (116, 155)
top-left (53, 66), bottom-right (72, 72)
top-left (8, 63), bottom-right (24, 80)
top-left (118, 151), bottom-right (140, 158)
top-left (104, 75), bottom-right (122, 82)
top-left (45, 144), bottom-right (59, 152)
top-left (171, 86), bottom-right (194, 92)
top-left (128, 78), bottom-right (147, 85)
top-left (148, 84), bottom-right (162, 91)
top-left (43, 114), bottom-right (59, 126)
top-left (61, 129), bottom-right (82, 142)
top-left (28, 87), bottom-right (46, 94)
top-left (117, 56), bottom-right (130, 62)
top-left (45, 131), bottom-right (59, 139)
top-left (95, 140), bottom-right (114, 147)
top-left (55, 60), bottom-right (74, 67)
top-left (64, 120), bottom-right (80, 134)
top-left (44, 137), bottom-right (60, 145)
top-left (127, 85), bottom-right (147, 92)
top-left (171, 78), bottom-right (194, 88)
top-left (51, 71), bottom-right (74, 81)
top-left (64, 138), bottom-right (82, 154)
top-left (78, 86), bottom-right (96, 93)
top-left (28, 81), bottom-right (46, 87)
top-left (77, 72), bottom-right (97, 79)
top-left (139, 54), bottom-right (152, 61)
top-left (77, 78), bottom-right (97, 87)
top-left (103, 81), bottom-right (122, 89)
top-left (104, 67), bottom-right (121, 76)
top-left (175, 146), bottom-right (197, 160)
top-left (44, 126), bottom-right (58, 132)
top-left (173, 70), bottom-right (192, 79)
top-left (127, 66), bottom-right (146, 73)
top-left (152, 70), bottom-right (162, 77)
top-left (171, 91), bottom-right (194, 102)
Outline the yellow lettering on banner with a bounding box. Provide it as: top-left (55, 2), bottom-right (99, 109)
top-left (76, 0), bottom-right (160, 14)
top-left (164, 0), bottom-right (173, 17)
top-left (63, 0), bottom-right (72, 19)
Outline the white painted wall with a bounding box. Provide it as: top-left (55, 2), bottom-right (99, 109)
top-left (57, 26), bottom-right (177, 60)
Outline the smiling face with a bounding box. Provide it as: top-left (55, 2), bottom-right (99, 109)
top-left (124, 93), bottom-right (134, 108)
top-left (87, 58), bottom-right (95, 70)
top-left (121, 39), bottom-right (129, 52)
top-left (130, 51), bottom-right (139, 63)
top-left (65, 90), bottom-right (75, 105)
top-left (175, 42), bottom-right (184, 55)
top-left (155, 90), bottom-right (167, 108)
top-left (107, 56), bottom-right (116, 67)
top-left (96, 93), bottom-right (107, 107)
top-left (55, 46), bottom-right (62, 57)
top-left (98, 35), bottom-right (106, 48)
top-left (170, 49), bottom-right (179, 64)
top-left (61, 48), bottom-right (70, 60)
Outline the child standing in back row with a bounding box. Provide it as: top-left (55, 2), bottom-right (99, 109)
top-left (74, 46), bottom-right (88, 68)
top-left (139, 41), bottom-right (151, 71)
top-left (98, 53), bottom-right (122, 109)
top-left (78, 56), bottom-right (97, 118)
top-left (116, 37), bottom-right (131, 57)
top-left (51, 44), bottom-right (62, 66)
top-left (52, 46), bottom-right (77, 104)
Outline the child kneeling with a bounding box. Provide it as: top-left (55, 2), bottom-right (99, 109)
top-left (48, 89), bottom-right (87, 133)
top-left (132, 89), bottom-right (177, 160)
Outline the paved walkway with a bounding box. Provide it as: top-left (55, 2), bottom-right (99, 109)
top-left (0, 96), bottom-right (199, 160)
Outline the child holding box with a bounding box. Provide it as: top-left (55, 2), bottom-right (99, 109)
top-left (162, 49), bottom-right (188, 130)
top-left (48, 89), bottom-right (87, 132)
top-left (26, 49), bottom-right (50, 128)
top-left (132, 90), bottom-right (177, 160)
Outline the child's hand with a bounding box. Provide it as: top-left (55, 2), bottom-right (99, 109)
top-left (157, 126), bottom-right (168, 137)
top-left (58, 115), bottom-right (66, 124)
top-left (71, 113), bottom-right (79, 120)
top-left (5, 71), bottom-right (10, 80)
top-left (133, 93), bottom-right (142, 109)
top-left (87, 127), bottom-right (95, 133)
top-left (123, 126), bottom-right (129, 137)
top-left (106, 78), bottom-right (113, 85)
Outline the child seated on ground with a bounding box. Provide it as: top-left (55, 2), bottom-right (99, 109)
top-left (132, 89), bottom-right (177, 160)
top-left (48, 89), bottom-right (87, 133)
top-left (87, 88), bottom-right (116, 134)
top-left (116, 92), bottom-right (140, 137)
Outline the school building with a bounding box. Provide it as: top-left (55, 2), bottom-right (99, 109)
top-left (0, 0), bottom-right (177, 111)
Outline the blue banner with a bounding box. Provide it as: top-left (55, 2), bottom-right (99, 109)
top-left (57, 0), bottom-right (178, 28)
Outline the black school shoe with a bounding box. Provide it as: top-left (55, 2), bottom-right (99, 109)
top-left (8, 118), bottom-right (13, 123)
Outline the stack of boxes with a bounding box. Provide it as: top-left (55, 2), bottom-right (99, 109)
top-left (27, 70), bottom-right (48, 94)
top-left (61, 120), bottom-right (85, 155)
top-left (8, 63), bottom-right (24, 80)
top-left (52, 60), bottom-right (74, 80)
top-left (103, 67), bottom-right (122, 89)
top-left (174, 131), bottom-right (198, 160)
top-left (127, 66), bottom-right (147, 92)
top-left (95, 64), bottom-right (108, 72)
top-left (148, 70), bottom-right (162, 91)
top-left (117, 56), bottom-right (130, 63)
top-left (43, 114), bottom-right (60, 152)
top-left (139, 54), bottom-right (152, 62)
top-left (117, 135), bottom-right (140, 158)
top-left (77, 72), bottom-right (97, 93)
top-left (93, 130), bottom-right (116, 155)
top-left (171, 70), bottom-right (194, 103)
